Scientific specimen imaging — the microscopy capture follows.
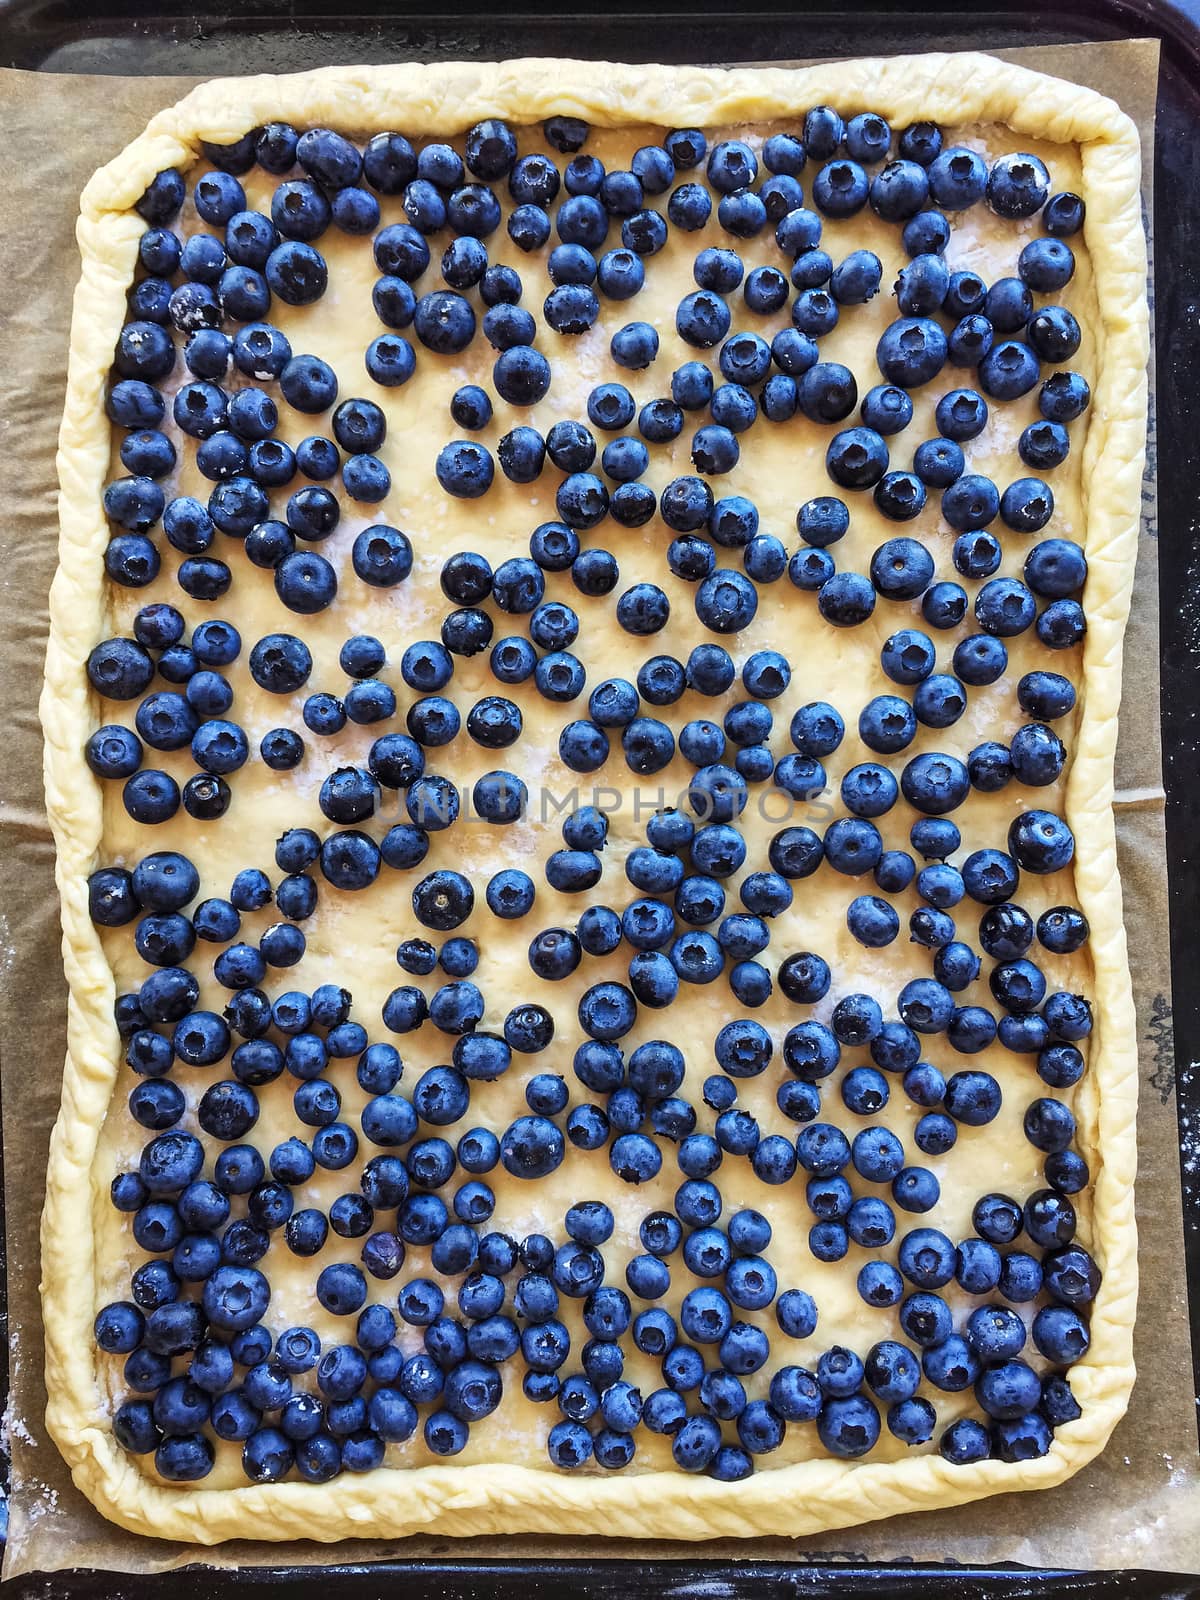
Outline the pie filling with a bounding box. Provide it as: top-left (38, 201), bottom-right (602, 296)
top-left (83, 103), bottom-right (1104, 1490)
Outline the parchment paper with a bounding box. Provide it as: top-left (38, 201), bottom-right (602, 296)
top-left (2, 36), bottom-right (1194, 1579)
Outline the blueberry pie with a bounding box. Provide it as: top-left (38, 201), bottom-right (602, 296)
top-left (42, 54), bottom-right (1148, 1541)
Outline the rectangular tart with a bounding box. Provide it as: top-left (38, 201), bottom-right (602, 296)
top-left (41, 54), bottom-right (1148, 1542)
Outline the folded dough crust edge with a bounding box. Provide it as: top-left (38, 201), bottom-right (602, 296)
top-left (39, 52), bottom-right (1148, 1543)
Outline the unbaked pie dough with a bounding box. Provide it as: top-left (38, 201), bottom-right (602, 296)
top-left (41, 54), bottom-right (1147, 1542)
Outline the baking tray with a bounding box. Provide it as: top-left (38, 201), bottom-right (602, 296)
top-left (1, 0), bottom-right (1197, 1594)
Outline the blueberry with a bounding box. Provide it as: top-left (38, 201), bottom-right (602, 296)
top-left (892, 255), bottom-right (946, 323)
top-left (838, 111), bottom-right (888, 165)
top-left (921, 143), bottom-right (985, 208)
top-left (984, 276), bottom-right (1034, 336)
top-left (831, 248), bottom-right (883, 306)
top-left (896, 1290), bottom-right (953, 1354)
top-left (543, 279), bottom-right (600, 334)
top-left (441, 234), bottom-right (489, 290)
top-left (811, 157), bottom-right (869, 217)
top-left (412, 290), bottom-right (477, 355)
top-left (928, 269), bottom-right (981, 326)
top-left (825, 426), bottom-right (888, 492)
top-left (1036, 906), bottom-right (1090, 961)
top-left (1023, 1095), bottom-right (1077, 1154)
top-left (930, 1415), bottom-right (989, 1469)
top-left (918, 222), bottom-right (967, 282)
top-left (1037, 598), bottom-right (1088, 651)
top-left (676, 289), bottom-right (731, 349)
top-left (449, 384), bottom-right (492, 432)
top-left (979, 339), bottom-right (1041, 400)
top-left (814, 571), bottom-right (874, 630)
top-left (364, 335), bottom-right (416, 387)
top-left (1031, 184), bottom-right (1085, 236)
top-left (106, 376), bottom-right (165, 431)
top-left (876, 316), bottom-right (947, 388)
top-left (791, 285), bottom-right (838, 338)
top-left (869, 541), bottom-right (935, 610)
top-left (983, 148), bottom-right (1050, 217)
top-left (1009, 809), bottom-right (1075, 874)
top-left (815, 1393), bottom-right (880, 1458)
top-left (276, 353), bottom-right (340, 418)
top-left (956, 1236), bottom-right (1005, 1297)
top-left (1042, 1244), bottom-right (1100, 1307)
top-left (550, 241), bottom-right (598, 285)
top-left (122, 768), bottom-right (180, 825)
top-left (999, 476), bottom-right (1055, 534)
top-left (903, 449), bottom-right (958, 510)
top-left (264, 239), bottom-right (328, 307)
top-left (1022, 540), bottom-right (1087, 604)
top-left (912, 673), bottom-right (966, 730)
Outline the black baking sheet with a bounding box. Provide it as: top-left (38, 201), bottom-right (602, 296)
top-left (0, 0), bottom-right (1197, 1594)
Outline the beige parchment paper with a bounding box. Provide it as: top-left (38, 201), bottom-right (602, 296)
top-left (1, 36), bottom-right (1195, 1579)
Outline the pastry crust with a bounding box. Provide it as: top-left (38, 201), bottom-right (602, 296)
top-left (40, 54), bottom-right (1148, 1543)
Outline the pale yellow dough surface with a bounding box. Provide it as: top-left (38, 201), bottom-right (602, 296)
top-left (41, 54), bottom-right (1147, 1543)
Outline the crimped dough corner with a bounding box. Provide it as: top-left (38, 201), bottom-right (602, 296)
top-left (41, 53), bottom-right (1147, 1543)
